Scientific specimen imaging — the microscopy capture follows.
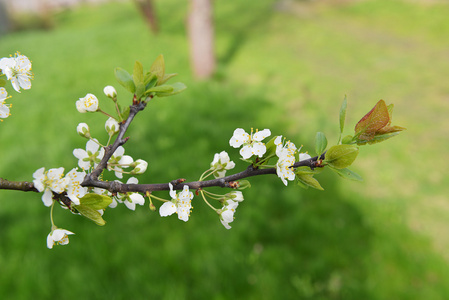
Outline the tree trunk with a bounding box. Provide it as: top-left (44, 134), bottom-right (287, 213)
top-left (187, 0), bottom-right (216, 79)
top-left (134, 0), bottom-right (159, 34)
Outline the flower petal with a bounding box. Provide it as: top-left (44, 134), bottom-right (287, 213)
top-left (160, 201), bottom-right (177, 217)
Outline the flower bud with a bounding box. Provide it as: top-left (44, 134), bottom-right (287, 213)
top-left (76, 122), bottom-right (91, 138)
top-left (131, 159), bottom-right (148, 174)
top-left (225, 191), bottom-right (244, 202)
top-left (76, 93), bottom-right (99, 113)
top-left (103, 85), bottom-right (117, 99)
top-left (105, 117), bottom-right (119, 136)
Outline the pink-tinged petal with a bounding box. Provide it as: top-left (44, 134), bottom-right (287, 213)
top-left (240, 145), bottom-right (253, 159)
top-left (42, 189), bottom-right (53, 207)
top-left (160, 201), bottom-right (176, 217)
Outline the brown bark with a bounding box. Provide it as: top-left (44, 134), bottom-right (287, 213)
top-left (134, 0), bottom-right (159, 34)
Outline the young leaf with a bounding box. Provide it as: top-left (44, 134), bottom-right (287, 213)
top-left (145, 85), bottom-right (174, 94)
top-left (354, 100), bottom-right (390, 141)
top-left (121, 106), bottom-right (130, 120)
top-left (158, 73), bottom-right (178, 85)
top-left (150, 54), bottom-right (165, 84)
top-left (0, 78), bottom-right (6, 87)
top-left (73, 205), bottom-right (106, 226)
top-left (135, 82), bottom-right (146, 100)
top-left (296, 174), bottom-right (324, 190)
top-left (144, 72), bottom-right (157, 89)
top-left (325, 144), bottom-right (359, 169)
top-left (154, 82), bottom-right (187, 97)
top-left (133, 61), bottom-right (144, 86)
top-left (315, 132), bottom-right (328, 156)
top-left (339, 96), bottom-right (348, 143)
top-left (79, 193), bottom-right (113, 210)
top-left (114, 67), bottom-right (135, 93)
top-left (329, 167), bottom-right (363, 181)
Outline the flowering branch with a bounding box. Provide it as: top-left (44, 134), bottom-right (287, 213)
top-left (0, 53), bottom-right (406, 249)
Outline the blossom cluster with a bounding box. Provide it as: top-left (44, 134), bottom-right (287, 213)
top-left (0, 52), bottom-right (33, 121)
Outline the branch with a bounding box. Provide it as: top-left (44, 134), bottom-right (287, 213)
top-left (83, 99), bottom-right (147, 183)
top-left (0, 178), bottom-right (39, 192)
top-left (78, 153), bottom-right (326, 194)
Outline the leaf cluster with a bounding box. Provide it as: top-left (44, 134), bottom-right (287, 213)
top-left (114, 55), bottom-right (187, 102)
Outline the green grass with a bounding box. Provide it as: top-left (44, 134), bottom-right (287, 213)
top-left (1, 0), bottom-right (449, 299)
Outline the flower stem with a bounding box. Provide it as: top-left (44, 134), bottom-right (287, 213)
top-left (199, 190), bottom-right (218, 211)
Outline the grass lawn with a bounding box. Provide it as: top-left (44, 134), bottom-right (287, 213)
top-left (1, 0), bottom-right (449, 299)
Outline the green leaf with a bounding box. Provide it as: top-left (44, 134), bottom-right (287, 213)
top-left (121, 106), bottom-right (130, 120)
top-left (339, 96), bottom-right (348, 143)
top-left (133, 61), bottom-right (144, 86)
top-left (325, 144), bottom-right (359, 169)
top-left (145, 85), bottom-right (174, 94)
top-left (114, 67), bottom-right (135, 93)
top-left (329, 167), bottom-right (363, 181)
top-left (135, 82), bottom-right (146, 100)
top-left (73, 205), bottom-right (107, 226)
top-left (79, 193), bottom-right (112, 210)
top-left (341, 135), bottom-right (354, 144)
top-left (315, 132), bottom-right (327, 156)
top-left (158, 73), bottom-right (178, 85)
top-left (296, 174), bottom-right (324, 190)
top-left (144, 72), bottom-right (157, 89)
top-left (0, 78), bottom-right (6, 87)
top-left (155, 82), bottom-right (187, 97)
top-left (150, 54), bottom-right (165, 84)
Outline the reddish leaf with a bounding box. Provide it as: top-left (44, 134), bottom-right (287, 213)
top-left (355, 100), bottom-right (390, 141)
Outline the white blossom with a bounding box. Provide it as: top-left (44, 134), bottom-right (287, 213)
top-left (131, 159), bottom-right (148, 175)
top-left (115, 177), bottom-right (145, 210)
top-left (33, 167), bottom-right (69, 207)
top-left (220, 200), bottom-right (239, 229)
top-left (0, 52), bottom-right (33, 92)
top-left (76, 93), bottom-right (99, 113)
top-left (107, 146), bottom-right (133, 179)
top-left (274, 136), bottom-right (298, 186)
top-left (47, 228), bottom-right (74, 249)
top-left (210, 151), bottom-right (235, 178)
top-left (229, 128), bottom-right (271, 159)
top-left (64, 168), bottom-right (87, 206)
top-left (159, 183), bottom-right (193, 222)
top-left (76, 122), bottom-right (90, 138)
top-left (0, 88), bottom-right (11, 119)
top-left (103, 85), bottom-right (117, 98)
top-left (105, 117), bottom-right (119, 136)
top-left (73, 139), bottom-right (105, 170)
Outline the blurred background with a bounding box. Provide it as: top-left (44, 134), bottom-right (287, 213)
top-left (1, 0), bottom-right (449, 299)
